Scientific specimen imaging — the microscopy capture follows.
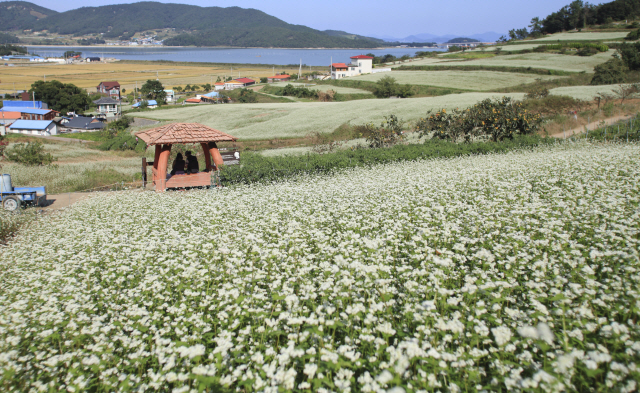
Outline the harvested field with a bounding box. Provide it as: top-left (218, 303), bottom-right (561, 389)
top-left (549, 84), bottom-right (624, 100)
top-left (0, 62), bottom-right (296, 95)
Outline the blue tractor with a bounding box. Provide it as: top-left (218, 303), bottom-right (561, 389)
top-left (0, 174), bottom-right (46, 212)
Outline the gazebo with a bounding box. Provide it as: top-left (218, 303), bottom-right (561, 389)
top-left (135, 123), bottom-right (237, 191)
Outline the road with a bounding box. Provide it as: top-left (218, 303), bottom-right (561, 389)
top-left (550, 114), bottom-right (634, 138)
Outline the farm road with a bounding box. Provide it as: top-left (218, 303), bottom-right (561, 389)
top-left (42, 192), bottom-right (93, 210)
top-left (551, 114), bottom-right (634, 138)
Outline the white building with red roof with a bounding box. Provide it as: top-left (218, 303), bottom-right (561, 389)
top-left (331, 55), bottom-right (374, 79)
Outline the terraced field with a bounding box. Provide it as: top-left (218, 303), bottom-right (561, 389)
top-left (428, 51), bottom-right (613, 73)
top-left (135, 92), bottom-right (526, 139)
top-left (529, 31), bottom-right (629, 41)
top-left (350, 70), bottom-right (565, 91)
top-left (549, 84), bottom-right (624, 100)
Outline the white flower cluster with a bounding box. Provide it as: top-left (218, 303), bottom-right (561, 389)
top-left (1, 142), bottom-right (639, 392)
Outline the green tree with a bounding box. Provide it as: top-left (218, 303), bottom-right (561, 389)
top-left (5, 142), bottom-right (55, 166)
top-left (140, 79), bottom-right (167, 103)
top-left (202, 83), bottom-right (212, 92)
top-left (260, 77), bottom-right (268, 83)
top-left (29, 80), bottom-right (92, 114)
top-left (190, 85), bottom-right (200, 92)
top-left (63, 50), bottom-right (81, 58)
top-left (591, 57), bottom-right (628, 85)
top-left (618, 42), bottom-right (640, 70)
top-left (236, 88), bottom-right (257, 103)
top-left (372, 76), bottom-right (413, 98)
top-left (529, 17), bottom-right (543, 38)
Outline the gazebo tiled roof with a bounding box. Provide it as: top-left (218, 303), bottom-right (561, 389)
top-left (135, 123), bottom-right (237, 145)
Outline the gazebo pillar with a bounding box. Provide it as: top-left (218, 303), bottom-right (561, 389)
top-left (201, 142), bottom-right (213, 171)
top-left (208, 142), bottom-right (224, 168)
top-left (156, 144), bottom-right (172, 192)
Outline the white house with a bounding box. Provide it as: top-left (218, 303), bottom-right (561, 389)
top-left (224, 81), bottom-right (244, 90)
top-left (164, 90), bottom-right (175, 102)
top-left (331, 55), bottom-right (374, 79)
top-left (9, 120), bottom-right (57, 136)
top-left (93, 97), bottom-right (120, 116)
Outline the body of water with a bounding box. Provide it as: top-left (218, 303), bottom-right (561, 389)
top-left (26, 46), bottom-right (443, 66)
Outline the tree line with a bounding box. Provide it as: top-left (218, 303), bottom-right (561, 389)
top-left (503, 0), bottom-right (640, 42)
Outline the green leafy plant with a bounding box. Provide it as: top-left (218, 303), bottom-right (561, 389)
top-left (5, 142), bottom-right (56, 166)
top-left (591, 57), bottom-right (627, 85)
top-left (372, 76), bottom-right (413, 98)
top-left (417, 98), bottom-right (542, 142)
top-left (365, 114), bottom-right (405, 148)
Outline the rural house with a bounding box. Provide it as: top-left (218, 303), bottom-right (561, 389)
top-left (224, 81), bottom-right (244, 90)
top-left (61, 116), bottom-right (105, 132)
top-left (9, 120), bottom-right (58, 136)
top-left (267, 75), bottom-right (291, 83)
top-left (235, 78), bottom-right (256, 87)
top-left (0, 111), bottom-right (21, 126)
top-left (331, 55), bottom-right (374, 79)
top-left (164, 90), bottom-right (175, 102)
top-left (133, 100), bottom-right (158, 109)
top-left (3, 100), bottom-right (48, 109)
top-left (93, 97), bottom-right (120, 116)
top-left (86, 57), bottom-right (101, 62)
top-left (214, 82), bottom-right (225, 91)
top-left (97, 81), bottom-right (121, 100)
top-left (0, 107), bottom-right (58, 121)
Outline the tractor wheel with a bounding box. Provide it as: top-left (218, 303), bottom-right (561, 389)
top-left (3, 196), bottom-right (21, 213)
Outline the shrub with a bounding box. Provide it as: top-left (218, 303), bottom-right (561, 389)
top-left (577, 47), bottom-right (598, 56)
top-left (372, 76), bottom-right (413, 98)
top-left (523, 95), bottom-right (586, 116)
top-left (625, 28), bottom-right (640, 41)
top-left (365, 114), bottom-right (405, 148)
top-left (318, 89), bottom-right (336, 102)
top-left (236, 88), bottom-right (257, 103)
top-left (618, 42), bottom-right (640, 70)
top-left (591, 57), bottom-right (628, 85)
top-left (5, 142), bottom-right (56, 166)
top-left (416, 97), bottom-right (542, 142)
top-left (525, 86), bottom-right (550, 100)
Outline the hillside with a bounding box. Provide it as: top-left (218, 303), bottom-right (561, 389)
top-left (0, 1), bottom-right (384, 48)
top-left (0, 1), bottom-right (57, 30)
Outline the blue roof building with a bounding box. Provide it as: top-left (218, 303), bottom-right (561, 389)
top-left (133, 100), bottom-right (158, 108)
top-left (9, 120), bottom-right (57, 135)
top-left (2, 100), bottom-right (47, 109)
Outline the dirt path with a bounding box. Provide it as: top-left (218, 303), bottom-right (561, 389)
top-left (550, 114), bottom-right (634, 138)
top-left (41, 192), bottom-right (93, 210)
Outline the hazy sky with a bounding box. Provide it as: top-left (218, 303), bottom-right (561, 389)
top-left (9, 0), bottom-right (602, 38)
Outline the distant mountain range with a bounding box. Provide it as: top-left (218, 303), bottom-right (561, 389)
top-left (0, 1), bottom-right (385, 48)
top-left (373, 32), bottom-right (504, 44)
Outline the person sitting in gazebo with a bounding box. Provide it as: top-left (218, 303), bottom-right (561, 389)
top-left (171, 153), bottom-right (186, 176)
top-left (185, 151), bottom-right (199, 174)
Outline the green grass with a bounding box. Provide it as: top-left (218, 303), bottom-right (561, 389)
top-left (441, 52), bottom-right (496, 59)
top-left (549, 84), bottom-right (624, 100)
top-left (350, 70), bottom-right (566, 91)
top-left (220, 135), bottom-right (556, 185)
top-left (56, 132), bottom-right (110, 142)
top-left (134, 92), bottom-right (527, 140)
top-left (265, 82), bottom-right (373, 95)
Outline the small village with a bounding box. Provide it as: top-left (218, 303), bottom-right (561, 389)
top-left (0, 54), bottom-right (384, 137)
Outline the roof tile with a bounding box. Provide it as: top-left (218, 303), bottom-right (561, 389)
top-left (135, 123), bottom-right (238, 145)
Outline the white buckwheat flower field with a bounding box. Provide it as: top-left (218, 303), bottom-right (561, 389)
top-left (1, 142), bottom-right (639, 392)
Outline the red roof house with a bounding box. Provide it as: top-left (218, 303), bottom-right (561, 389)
top-left (97, 81), bottom-right (121, 99)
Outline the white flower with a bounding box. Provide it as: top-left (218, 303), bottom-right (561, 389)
top-left (491, 326), bottom-right (512, 346)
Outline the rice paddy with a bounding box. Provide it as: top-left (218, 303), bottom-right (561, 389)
top-left (0, 62), bottom-right (294, 95)
top-left (351, 71), bottom-right (565, 91)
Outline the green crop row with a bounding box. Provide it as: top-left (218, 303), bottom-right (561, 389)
top-left (536, 42), bottom-right (609, 52)
top-left (220, 135), bottom-right (556, 185)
